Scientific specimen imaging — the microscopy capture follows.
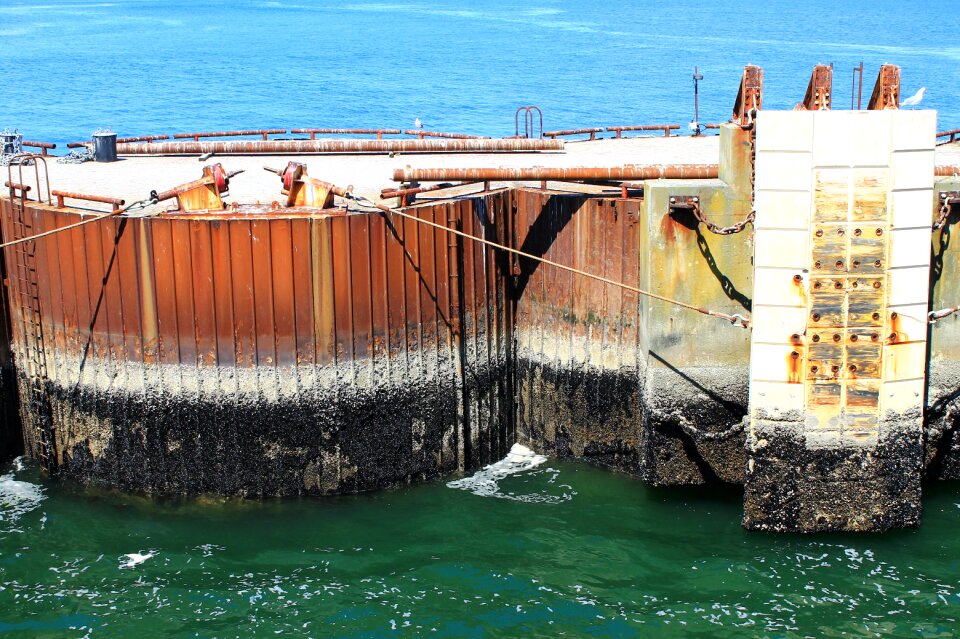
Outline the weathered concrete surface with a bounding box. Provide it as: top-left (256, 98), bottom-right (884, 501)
top-left (926, 175), bottom-right (960, 479)
top-left (743, 414), bottom-right (922, 532)
top-left (638, 124), bottom-right (754, 485)
top-left (745, 110), bottom-right (936, 532)
top-left (41, 136), bottom-right (722, 208)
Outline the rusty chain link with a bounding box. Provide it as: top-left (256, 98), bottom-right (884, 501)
top-left (933, 196), bottom-right (957, 231)
top-left (692, 201), bottom-right (756, 235)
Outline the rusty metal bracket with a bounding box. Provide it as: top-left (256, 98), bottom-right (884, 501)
top-left (669, 195), bottom-right (755, 235)
top-left (867, 64), bottom-right (900, 110)
top-left (150, 163), bottom-right (242, 212)
top-left (934, 191), bottom-right (960, 230)
top-left (796, 64), bottom-right (832, 111)
top-left (669, 195), bottom-right (700, 211)
top-left (732, 65), bottom-right (763, 127)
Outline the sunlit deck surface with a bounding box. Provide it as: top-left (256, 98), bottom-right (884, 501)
top-left (25, 136), bottom-right (960, 213)
top-left (34, 136), bottom-right (721, 211)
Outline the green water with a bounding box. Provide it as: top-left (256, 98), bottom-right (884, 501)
top-left (1, 457), bottom-right (959, 639)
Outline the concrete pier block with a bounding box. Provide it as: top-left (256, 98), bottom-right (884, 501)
top-left (745, 110), bottom-right (936, 532)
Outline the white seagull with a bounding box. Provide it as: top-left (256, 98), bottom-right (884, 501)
top-left (901, 87), bottom-right (925, 109)
top-left (414, 117), bottom-right (423, 129)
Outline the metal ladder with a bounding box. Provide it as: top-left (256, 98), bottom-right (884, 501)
top-left (6, 155), bottom-right (55, 470)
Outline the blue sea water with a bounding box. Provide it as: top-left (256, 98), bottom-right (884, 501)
top-left (2, 3), bottom-right (960, 637)
top-left (1, 0), bottom-right (958, 147)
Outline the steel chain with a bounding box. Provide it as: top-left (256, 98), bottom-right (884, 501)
top-left (933, 198), bottom-right (956, 231)
top-left (692, 202), bottom-right (756, 235)
top-left (57, 147), bottom-right (95, 164)
top-left (673, 412), bottom-right (747, 441)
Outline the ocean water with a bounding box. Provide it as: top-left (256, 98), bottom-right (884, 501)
top-left (2, 454), bottom-right (960, 638)
top-left (2, 1), bottom-right (960, 636)
top-left (1, 0), bottom-right (959, 147)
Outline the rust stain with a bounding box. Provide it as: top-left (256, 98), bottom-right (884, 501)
top-left (136, 222), bottom-right (158, 362)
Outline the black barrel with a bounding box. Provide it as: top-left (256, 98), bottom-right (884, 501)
top-left (93, 131), bottom-right (117, 162)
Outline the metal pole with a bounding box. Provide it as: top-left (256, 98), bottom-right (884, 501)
top-left (692, 67), bottom-right (704, 136)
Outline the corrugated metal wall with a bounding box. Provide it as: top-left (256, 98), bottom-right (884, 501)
top-left (0, 194), bottom-right (512, 494)
top-left (510, 190), bottom-right (645, 473)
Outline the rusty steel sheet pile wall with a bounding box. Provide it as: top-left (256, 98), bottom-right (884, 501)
top-left (0, 195), bottom-right (513, 495)
top-left (510, 190), bottom-right (646, 473)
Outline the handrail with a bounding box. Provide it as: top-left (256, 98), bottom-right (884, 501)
top-left (403, 130), bottom-right (488, 139)
top-left (543, 127), bottom-right (604, 140)
top-left (52, 189), bottom-right (125, 212)
top-left (605, 125), bottom-right (680, 138)
top-left (172, 129), bottom-right (287, 141)
top-left (291, 128), bottom-right (402, 140)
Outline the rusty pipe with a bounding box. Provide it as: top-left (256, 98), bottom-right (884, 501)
top-left (21, 141), bottom-right (56, 156)
top-left (291, 128), bottom-right (402, 135)
top-left (380, 182), bottom-right (478, 199)
top-left (4, 181), bottom-right (31, 192)
top-left (392, 164), bottom-right (719, 182)
top-left (151, 178), bottom-right (207, 203)
top-left (116, 138), bottom-right (564, 155)
top-left (52, 190), bottom-right (125, 211)
top-left (67, 134), bottom-right (170, 148)
top-left (403, 130), bottom-right (488, 139)
top-left (173, 128), bottom-right (287, 140)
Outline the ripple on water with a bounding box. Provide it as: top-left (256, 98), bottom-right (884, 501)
top-left (446, 444), bottom-right (577, 504)
top-left (0, 460), bottom-right (45, 534)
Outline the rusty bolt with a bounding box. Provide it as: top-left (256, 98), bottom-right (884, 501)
top-left (836, 260), bottom-right (844, 269)
top-left (876, 228), bottom-right (883, 236)
top-left (831, 365), bottom-right (840, 374)
top-left (814, 281), bottom-right (822, 289)
top-left (812, 334), bottom-right (821, 343)
top-left (851, 334), bottom-right (858, 342)
top-left (837, 228), bottom-right (845, 236)
top-left (874, 260), bottom-right (882, 267)
top-left (815, 260), bottom-right (822, 269)
top-left (854, 228), bottom-right (862, 236)
top-left (793, 274), bottom-right (803, 283)
top-left (835, 281), bottom-right (843, 289)
top-left (873, 281), bottom-right (881, 289)
top-left (890, 332), bottom-right (898, 342)
top-left (833, 333), bottom-right (841, 342)
top-left (812, 313), bottom-right (821, 322)
top-left (811, 365), bottom-right (819, 373)
top-left (891, 312), bottom-right (898, 320)
top-left (853, 260), bottom-right (861, 268)
top-left (791, 333), bottom-right (801, 342)
top-left (849, 364), bottom-right (858, 373)
top-left (791, 351), bottom-right (800, 359)
top-left (852, 281), bottom-right (859, 288)
top-left (872, 333), bottom-right (879, 342)
top-left (815, 229), bottom-right (824, 237)
top-left (872, 312), bottom-right (881, 321)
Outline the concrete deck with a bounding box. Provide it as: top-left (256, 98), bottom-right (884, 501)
top-left (26, 136), bottom-right (720, 211)
top-left (17, 136), bottom-right (960, 213)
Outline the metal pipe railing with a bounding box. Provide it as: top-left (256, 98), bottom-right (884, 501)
top-left (52, 190), bottom-right (125, 212)
top-left (392, 164), bottom-right (719, 182)
top-left (172, 129), bottom-right (287, 141)
top-left (115, 138), bottom-right (564, 155)
top-left (605, 125), bottom-right (680, 138)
